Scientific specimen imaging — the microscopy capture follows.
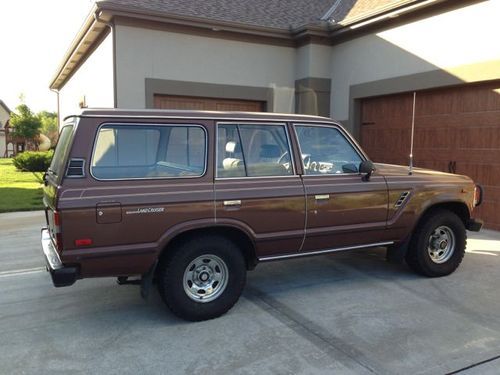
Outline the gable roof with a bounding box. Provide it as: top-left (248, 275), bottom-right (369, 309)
top-left (51, 0), bottom-right (452, 90)
top-left (98, 0), bottom-right (333, 30)
top-left (0, 100), bottom-right (11, 115)
top-left (98, 0), bottom-right (423, 30)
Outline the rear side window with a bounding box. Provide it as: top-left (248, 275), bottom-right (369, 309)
top-left (49, 124), bottom-right (74, 177)
top-left (217, 123), bottom-right (293, 178)
top-left (91, 124), bottom-right (206, 180)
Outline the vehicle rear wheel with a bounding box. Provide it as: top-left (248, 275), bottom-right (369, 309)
top-left (157, 235), bottom-right (246, 321)
top-left (405, 209), bottom-right (466, 277)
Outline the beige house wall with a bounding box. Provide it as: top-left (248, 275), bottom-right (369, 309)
top-left (330, 0), bottom-right (500, 133)
top-left (0, 105), bottom-right (9, 157)
top-left (295, 43), bottom-right (332, 80)
top-left (114, 24), bottom-right (297, 113)
top-left (59, 33), bottom-right (114, 122)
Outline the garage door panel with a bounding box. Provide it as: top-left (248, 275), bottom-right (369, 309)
top-left (361, 126), bottom-right (411, 161)
top-left (154, 95), bottom-right (264, 112)
top-left (360, 81), bottom-right (500, 229)
top-left (414, 127), bottom-right (453, 149)
top-left (416, 91), bottom-right (454, 116)
top-left (450, 151), bottom-right (500, 165)
top-left (456, 84), bottom-right (500, 113)
top-left (415, 113), bottom-right (500, 132)
top-left (458, 125), bottom-right (500, 150)
top-left (362, 95), bottom-right (412, 125)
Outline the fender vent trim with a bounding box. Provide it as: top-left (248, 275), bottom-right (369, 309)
top-left (66, 158), bottom-right (85, 178)
top-left (395, 191), bottom-right (410, 208)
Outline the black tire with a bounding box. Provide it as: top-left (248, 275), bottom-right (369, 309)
top-left (405, 209), bottom-right (466, 277)
top-left (157, 235), bottom-right (246, 321)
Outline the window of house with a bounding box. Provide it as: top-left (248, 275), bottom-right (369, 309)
top-left (217, 123), bottom-right (292, 178)
top-left (91, 124), bottom-right (206, 180)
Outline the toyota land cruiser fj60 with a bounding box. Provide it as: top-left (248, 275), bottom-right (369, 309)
top-left (41, 109), bottom-right (483, 321)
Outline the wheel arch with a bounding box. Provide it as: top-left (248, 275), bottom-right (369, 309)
top-left (389, 200), bottom-right (470, 262)
top-left (157, 225), bottom-right (258, 272)
top-left (417, 201), bottom-right (470, 229)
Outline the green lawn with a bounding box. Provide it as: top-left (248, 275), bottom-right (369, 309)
top-left (0, 159), bottom-right (44, 212)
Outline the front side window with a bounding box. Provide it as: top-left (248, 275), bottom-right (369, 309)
top-left (295, 125), bottom-right (363, 175)
top-left (217, 123), bottom-right (293, 178)
top-left (91, 124), bottom-right (206, 180)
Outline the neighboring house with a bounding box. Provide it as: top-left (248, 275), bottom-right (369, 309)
top-left (0, 100), bottom-right (12, 158)
top-left (50, 0), bottom-right (500, 229)
top-left (0, 100), bottom-right (37, 157)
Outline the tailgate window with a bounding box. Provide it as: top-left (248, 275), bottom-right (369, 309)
top-left (49, 124), bottom-right (75, 178)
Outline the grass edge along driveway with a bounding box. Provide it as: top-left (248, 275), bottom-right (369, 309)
top-left (0, 158), bottom-right (44, 212)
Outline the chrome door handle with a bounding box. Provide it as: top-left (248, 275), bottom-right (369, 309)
top-left (223, 200), bottom-right (241, 207)
top-left (315, 194), bottom-right (330, 201)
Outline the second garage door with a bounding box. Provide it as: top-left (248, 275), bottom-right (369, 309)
top-left (360, 81), bottom-right (500, 230)
top-left (154, 95), bottom-right (264, 112)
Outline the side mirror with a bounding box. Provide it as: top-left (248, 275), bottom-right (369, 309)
top-left (359, 160), bottom-right (375, 181)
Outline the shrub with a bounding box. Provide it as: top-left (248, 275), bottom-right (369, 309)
top-left (13, 150), bottom-right (54, 172)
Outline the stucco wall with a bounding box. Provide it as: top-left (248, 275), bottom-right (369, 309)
top-left (330, 0), bottom-right (500, 130)
top-left (0, 106), bottom-right (9, 130)
top-left (295, 44), bottom-right (332, 80)
top-left (0, 106), bottom-right (9, 157)
top-left (114, 24), bottom-right (296, 113)
top-left (59, 33), bottom-right (114, 122)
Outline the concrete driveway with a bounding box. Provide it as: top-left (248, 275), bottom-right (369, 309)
top-left (1, 211), bottom-right (500, 374)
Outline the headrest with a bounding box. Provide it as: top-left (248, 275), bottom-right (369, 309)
top-left (226, 141), bottom-right (237, 153)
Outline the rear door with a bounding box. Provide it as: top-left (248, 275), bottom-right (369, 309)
top-left (43, 120), bottom-right (76, 250)
top-left (293, 123), bottom-right (390, 252)
top-left (214, 122), bottom-right (306, 258)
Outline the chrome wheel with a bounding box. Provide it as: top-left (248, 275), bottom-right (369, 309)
top-left (183, 254), bottom-right (229, 303)
top-left (427, 225), bottom-right (455, 264)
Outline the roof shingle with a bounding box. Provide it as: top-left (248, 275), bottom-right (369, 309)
top-left (98, 0), bottom-right (423, 30)
top-left (99, 0), bottom-right (334, 30)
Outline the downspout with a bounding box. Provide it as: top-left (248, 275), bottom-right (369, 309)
top-left (49, 88), bottom-right (60, 129)
top-left (94, 10), bottom-right (117, 108)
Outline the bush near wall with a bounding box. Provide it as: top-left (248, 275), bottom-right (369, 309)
top-left (12, 151), bottom-right (54, 172)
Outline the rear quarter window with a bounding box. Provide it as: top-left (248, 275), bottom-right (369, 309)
top-left (49, 124), bottom-right (75, 178)
top-left (91, 124), bottom-right (207, 180)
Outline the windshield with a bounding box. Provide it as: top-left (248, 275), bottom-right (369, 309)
top-left (49, 124), bottom-right (75, 177)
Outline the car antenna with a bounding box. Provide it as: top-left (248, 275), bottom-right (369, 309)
top-left (409, 91), bottom-right (416, 175)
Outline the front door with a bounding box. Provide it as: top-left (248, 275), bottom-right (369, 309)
top-left (214, 122), bottom-right (306, 258)
top-left (293, 124), bottom-right (389, 252)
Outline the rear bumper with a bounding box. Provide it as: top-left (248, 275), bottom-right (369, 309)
top-left (41, 228), bottom-right (78, 287)
top-left (466, 218), bottom-right (483, 232)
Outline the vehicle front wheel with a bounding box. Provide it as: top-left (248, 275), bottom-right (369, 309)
top-left (157, 235), bottom-right (246, 321)
top-left (405, 209), bottom-right (466, 277)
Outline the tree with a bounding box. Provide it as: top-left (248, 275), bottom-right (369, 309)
top-left (9, 104), bottom-right (42, 149)
top-left (38, 111), bottom-right (58, 146)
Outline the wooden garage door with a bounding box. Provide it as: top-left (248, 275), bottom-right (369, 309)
top-left (360, 81), bottom-right (500, 230)
top-left (154, 95), bottom-right (264, 112)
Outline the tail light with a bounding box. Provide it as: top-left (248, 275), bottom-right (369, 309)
top-left (53, 211), bottom-right (63, 250)
top-left (473, 185), bottom-right (483, 207)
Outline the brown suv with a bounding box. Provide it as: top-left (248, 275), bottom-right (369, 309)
top-left (41, 109), bottom-right (483, 321)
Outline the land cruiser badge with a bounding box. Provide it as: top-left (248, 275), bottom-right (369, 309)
top-left (125, 207), bottom-right (165, 215)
